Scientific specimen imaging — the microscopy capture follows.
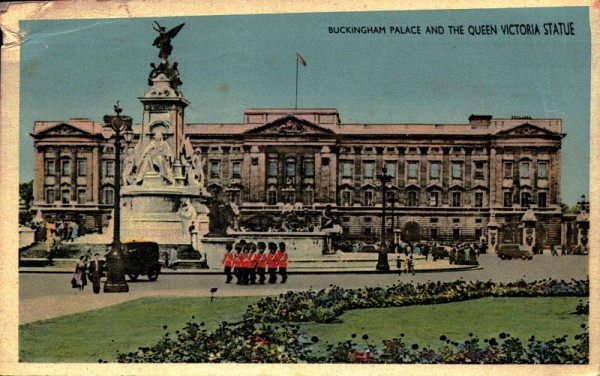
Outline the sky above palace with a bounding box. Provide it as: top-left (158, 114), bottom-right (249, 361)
top-left (19, 7), bottom-right (590, 205)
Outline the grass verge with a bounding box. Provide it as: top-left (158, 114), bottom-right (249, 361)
top-left (20, 296), bottom-right (586, 362)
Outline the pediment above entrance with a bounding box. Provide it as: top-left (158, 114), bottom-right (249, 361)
top-left (36, 123), bottom-right (94, 137)
top-left (496, 123), bottom-right (559, 137)
top-left (243, 115), bottom-right (335, 136)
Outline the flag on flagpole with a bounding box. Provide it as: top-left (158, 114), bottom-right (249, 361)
top-left (297, 54), bottom-right (307, 67)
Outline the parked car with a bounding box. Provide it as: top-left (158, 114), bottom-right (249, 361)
top-left (432, 246), bottom-right (452, 259)
top-left (117, 240), bottom-right (162, 281)
top-left (497, 244), bottom-right (533, 260)
top-left (360, 244), bottom-right (379, 253)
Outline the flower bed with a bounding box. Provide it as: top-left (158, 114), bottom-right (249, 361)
top-left (116, 278), bottom-right (589, 364)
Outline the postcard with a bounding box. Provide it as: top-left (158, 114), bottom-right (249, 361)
top-left (1, 1), bottom-right (597, 375)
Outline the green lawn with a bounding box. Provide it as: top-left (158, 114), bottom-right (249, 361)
top-left (304, 297), bottom-right (587, 352)
top-left (19, 296), bottom-right (260, 363)
top-left (20, 296), bottom-right (587, 363)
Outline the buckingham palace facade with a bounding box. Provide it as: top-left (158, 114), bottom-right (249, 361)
top-left (30, 108), bottom-right (564, 246)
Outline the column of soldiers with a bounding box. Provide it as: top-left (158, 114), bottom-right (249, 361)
top-left (221, 240), bottom-right (288, 285)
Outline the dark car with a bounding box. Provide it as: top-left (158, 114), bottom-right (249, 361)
top-left (454, 247), bottom-right (478, 265)
top-left (432, 246), bottom-right (452, 259)
top-left (497, 243), bottom-right (533, 260)
top-left (121, 240), bottom-right (162, 281)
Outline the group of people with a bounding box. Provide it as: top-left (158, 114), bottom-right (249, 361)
top-left (221, 240), bottom-right (288, 285)
top-left (72, 250), bottom-right (103, 294)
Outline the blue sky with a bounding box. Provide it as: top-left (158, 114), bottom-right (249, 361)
top-left (19, 7), bottom-right (590, 205)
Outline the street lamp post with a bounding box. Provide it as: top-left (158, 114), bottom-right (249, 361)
top-left (375, 167), bottom-right (392, 271)
top-left (101, 102), bottom-right (133, 293)
top-left (389, 195), bottom-right (398, 245)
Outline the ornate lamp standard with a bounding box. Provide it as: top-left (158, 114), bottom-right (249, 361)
top-left (389, 194), bottom-right (398, 245)
top-left (375, 167), bottom-right (393, 271)
top-left (101, 102), bottom-right (134, 293)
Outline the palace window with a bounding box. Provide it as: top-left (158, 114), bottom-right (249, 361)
top-left (267, 191), bottom-right (277, 205)
top-left (304, 190), bottom-right (314, 205)
top-left (521, 192), bottom-right (531, 207)
top-left (407, 162), bottom-right (418, 179)
top-left (430, 228), bottom-right (438, 239)
top-left (538, 192), bottom-right (547, 208)
top-left (341, 161), bottom-right (353, 178)
top-left (430, 162), bottom-right (440, 179)
top-left (451, 162), bottom-right (462, 179)
top-left (210, 161), bottom-right (220, 178)
top-left (304, 160), bottom-right (314, 177)
top-left (77, 189), bottom-right (86, 204)
top-left (267, 161), bottom-right (278, 177)
top-left (407, 191), bottom-right (418, 207)
top-left (77, 159), bottom-right (86, 176)
top-left (474, 192), bottom-right (484, 208)
top-left (363, 162), bottom-right (374, 178)
top-left (45, 160), bottom-right (55, 176)
top-left (45, 188), bottom-right (55, 204)
top-left (105, 161), bottom-right (114, 177)
top-left (474, 161), bottom-right (484, 179)
top-left (61, 189), bottom-right (70, 204)
top-left (104, 188), bottom-right (114, 205)
top-left (452, 192), bottom-right (462, 207)
top-left (231, 161), bottom-right (241, 178)
top-left (504, 191), bottom-right (512, 207)
top-left (475, 228), bottom-right (483, 239)
top-left (537, 161), bottom-right (548, 179)
top-left (453, 228), bottom-right (460, 241)
top-left (385, 162), bottom-right (395, 177)
top-left (341, 191), bottom-right (352, 207)
top-left (520, 162), bottom-right (530, 179)
top-left (322, 157), bottom-right (330, 166)
top-left (61, 160), bottom-right (71, 176)
top-left (363, 190), bottom-right (374, 206)
top-left (503, 161), bottom-right (513, 178)
top-left (453, 218), bottom-right (460, 223)
top-left (429, 191), bottom-right (440, 207)
top-left (286, 161), bottom-right (296, 176)
top-left (251, 157), bottom-right (258, 166)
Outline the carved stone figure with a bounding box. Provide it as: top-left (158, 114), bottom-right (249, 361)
top-left (122, 148), bottom-right (136, 186)
top-left (135, 131), bottom-right (174, 184)
top-left (207, 198), bottom-right (234, 237)
top-left (152, 22), bottom-right (185, 60)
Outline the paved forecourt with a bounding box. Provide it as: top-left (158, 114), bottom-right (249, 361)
top-left (19, 253), bottom-right (588, 325)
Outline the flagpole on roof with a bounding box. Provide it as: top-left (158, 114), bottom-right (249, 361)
top-left (295, 53), bottom-right (307, 109)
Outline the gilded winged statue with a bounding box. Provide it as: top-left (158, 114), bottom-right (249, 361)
top-left (152, 22), bottom-right (185, 59)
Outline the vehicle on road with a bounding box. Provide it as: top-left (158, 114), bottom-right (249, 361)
top-left (497, 244), bottom-right (533, 260)
top-left (432, 246), bottom-right (452, 259)
top-left (117, 240), bottom-right (162, 281)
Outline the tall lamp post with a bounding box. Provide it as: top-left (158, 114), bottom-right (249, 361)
top-left (101, 102), bottom-right (134, 293)
top-left (375, 167), bottom-right (393, 271)
top-left (389, 195), bottom-right (398, 245)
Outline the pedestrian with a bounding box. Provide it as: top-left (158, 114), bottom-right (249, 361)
top-left (561, 244), bottom-right (567, 256)
top-left (278, 242), bottom-right (288, 284)
top-left (551, 244), bottom-right (558, 256)
top-left (241, 245), bottom-right (251, 285)
top-left (408, 254), bottom-right (415, 276)
top-left (88, 253), bottom-right (103, 294)
top-left (73, 256), bottom-right (88, 291)
top-left (256, 242), bottom-right (268, 284)
top-left (221, 243), bottom-right (234, 284)
top-left (163, 251), bottom-right (170, 268)
top-left (402, 252), bottom-right (409, 274)
top-left (70, 221), bottom-right (79, 242)
top-left (267, 242), bottom-right (278, 284)
top-left (170, 246), bottom-right (178, 269)
top-left (422, 245), bottom-right (429, 261)
top-left (396, 256), bottom-right (402, 275)
top-left (83, 247), bottom-right (92, 267)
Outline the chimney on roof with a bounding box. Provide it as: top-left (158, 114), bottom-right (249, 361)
top-left (468, 114), bottom-right (492, 129)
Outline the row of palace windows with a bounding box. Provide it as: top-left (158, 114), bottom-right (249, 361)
top-left (45, 159), bottom-right (117, 178)
top-left (504, 161), bottom-right (548, 179)
top-left (340, 161), bottom-right (487, 180)
top-left (45, 187), bottom-right (114, 205)
top-left (265, 190), bottom-right (314, 206)
top-left (208, 159), bottom-right (317, 179)
top-left (340, 190), bottom-right (486, 207)
top-left (359, 227), bottom-right (482, 240)
top-left (504, 191), bottom-right (547, 208)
